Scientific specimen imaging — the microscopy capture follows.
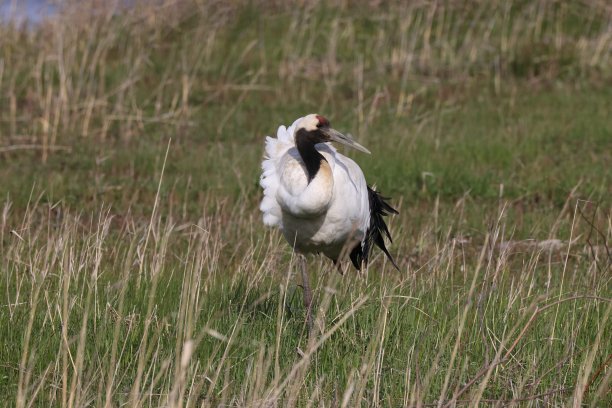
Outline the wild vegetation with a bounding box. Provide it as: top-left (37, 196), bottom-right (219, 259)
top-left (0, 0), bottom-right (610, 406)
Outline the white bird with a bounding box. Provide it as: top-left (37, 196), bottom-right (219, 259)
top-left (260, 114), bottom-right (398, 329)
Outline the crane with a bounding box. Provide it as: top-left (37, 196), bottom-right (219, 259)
top-left (260, 114), bottom-right (398, 330)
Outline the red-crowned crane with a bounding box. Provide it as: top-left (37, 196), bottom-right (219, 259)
top-left (260, 114), bottom-right (398, 330)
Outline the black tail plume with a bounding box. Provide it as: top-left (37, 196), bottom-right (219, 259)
top-left (350, 187), bottom-right (399, 270)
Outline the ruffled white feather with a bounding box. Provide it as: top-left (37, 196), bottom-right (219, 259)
top-left (259, 118), bottom-right (302, 227)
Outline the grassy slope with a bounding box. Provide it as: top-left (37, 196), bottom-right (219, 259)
top-left (0, 1), bottom-right (610, 406)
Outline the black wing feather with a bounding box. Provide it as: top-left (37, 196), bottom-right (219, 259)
top-left (350, 187), bottom-right (399, 270)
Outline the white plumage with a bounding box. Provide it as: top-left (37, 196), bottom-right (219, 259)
top-left (260, 116), bottom-right (370, 261)
top-left (260, 114), bottom-right (398, 272)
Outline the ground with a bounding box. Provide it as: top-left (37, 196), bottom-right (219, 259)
top-left (0, 1), bottom-right (610, 406)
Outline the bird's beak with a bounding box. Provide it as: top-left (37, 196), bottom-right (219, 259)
top-left (324, 128), bottom-right (371, 154)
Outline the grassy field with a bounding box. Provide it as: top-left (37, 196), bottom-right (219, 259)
top-left (0, 0), bottom-right (611, 406)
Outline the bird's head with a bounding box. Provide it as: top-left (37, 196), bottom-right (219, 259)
top-left (295, 114), bottom-right (371, 154)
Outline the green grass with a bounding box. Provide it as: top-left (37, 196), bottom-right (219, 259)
top-left (0, 1), bottom-right (611, 406)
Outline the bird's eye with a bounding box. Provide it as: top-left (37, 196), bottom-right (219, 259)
top-left (316, 122), bottom-right (323, 128)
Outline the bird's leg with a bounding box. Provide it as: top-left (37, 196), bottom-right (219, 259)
top-left (332, 259), bottom-right (346, 275)
top-left (299, 254), bottom-right (314, 333)
top-left (335, 231), bottom-right (359, 275)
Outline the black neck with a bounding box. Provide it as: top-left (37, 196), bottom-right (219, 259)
top-left (295, 128), bottom-right (326, 183)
